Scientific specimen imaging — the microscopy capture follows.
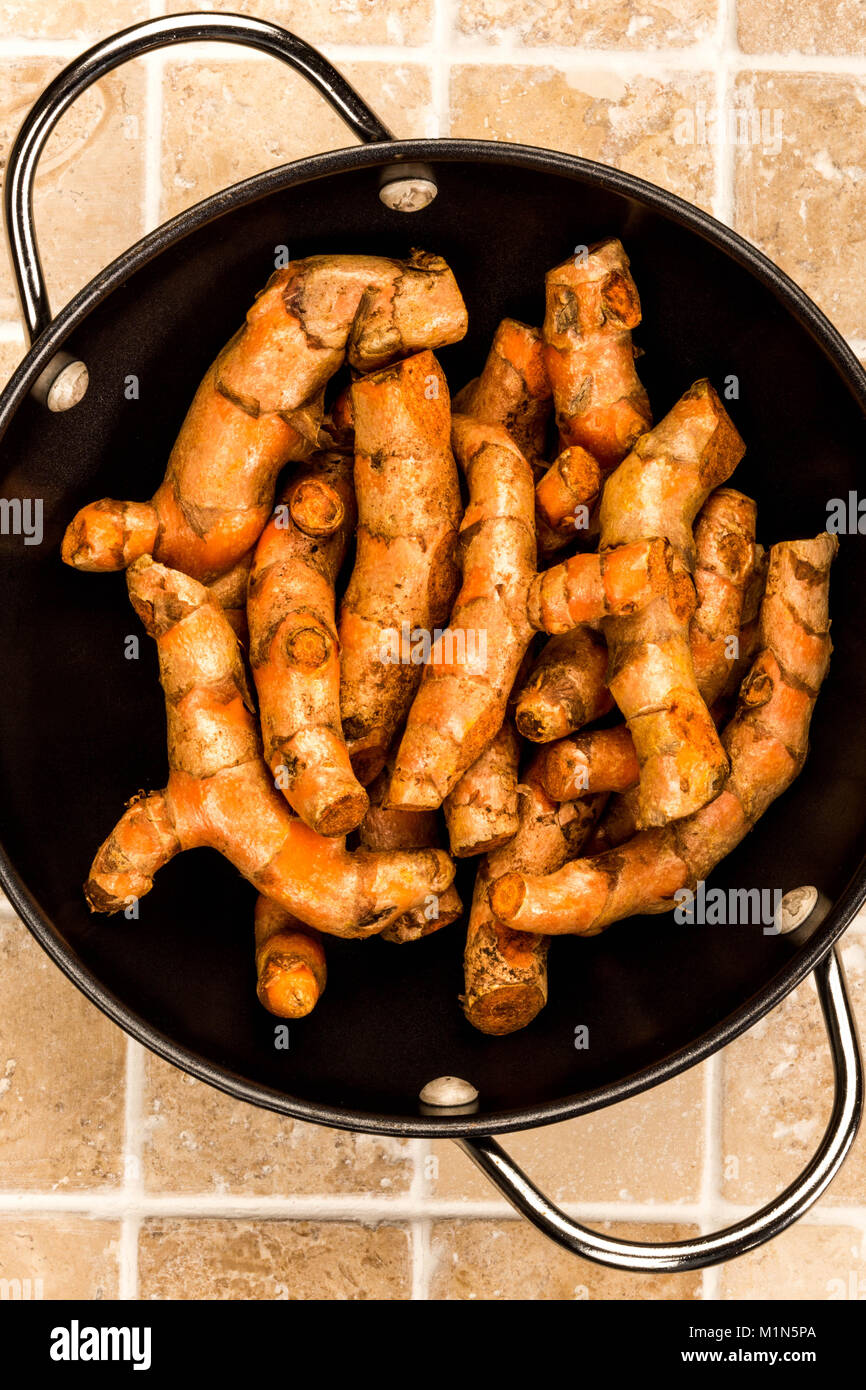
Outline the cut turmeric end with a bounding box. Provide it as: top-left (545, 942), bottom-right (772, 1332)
top-left (464, 983), bottom-right (547, 1036)
top-left (289, 477), bottom-right (345, 538)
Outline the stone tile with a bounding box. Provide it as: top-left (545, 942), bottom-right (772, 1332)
top-left (0, 913), bottom-right (126, 1191)
top-left (0, 1215), bottom-right (120, 1300)
top-left (720, 1223), bottom-right (866, 1300)
top-left (738, 1), bottom-right (866, 56)
top-left (455, 0), bottom-right (717, 49)
top-left (0, 0), bottom-right (145, 39)
top-left (430, 1220), bottom-right (701, 1299)
top-left (165, 0), bottom-right (433, 46)
top-left (733, 72), bottom-right (866, 340)
top-left (432, 1065), bottom-right (705, 1203)
top-left (0, 62), bottom-right (145, 322)
top-left (0, 336), bottom-right (26, 392)
top-left (722, 924), bottom-right (866, 1207)
top-left (142, 1053), bottom-right (413, 1195)
top-left (139, 1219), bottom-right (412, 1299)
top-left (160, 59), bottom-right (433, 220)
top-left (449, 66), bottom-right (717, 212)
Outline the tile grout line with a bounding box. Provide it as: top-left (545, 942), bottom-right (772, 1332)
top-left (118, 1040), bottom-right (145, 1301)
top-left (431, 0), bottom-right (454, 138)
top-left (712, 0), bottom-right (738, 228)
top-left (699, 1052), bottom-right (726, 1301)
top-left (3, 36), bottom-right (866, 76)
top-left (408, 1137), bottom-right (433, 1300)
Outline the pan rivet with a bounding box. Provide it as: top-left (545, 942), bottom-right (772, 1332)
top-left (378, 162), bottom-right (438, 213)
top-left (776, 885), bottom-right (819, 935)
top-left (31, 351), bottom-right (89, 412)
top-left (419, 1075), bottom-right (478, 1107)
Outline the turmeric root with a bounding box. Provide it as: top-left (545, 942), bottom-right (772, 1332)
top-left (206, 550), bottom-right (253, 642)
top-left (539, 724), bottom-right (641, 802)
top-left (359, 769), bottom-right (462, 942)
top-left (443, 719), bottom-right (521, 857)
top-left (543, 239), bottom-right (651, 472)
top-left (453, 319), bottom-right (552, 471)
top-left (535, 446), bottom-right (602, 537)
top-left (689, 489), bottom-right (758, 706)
top-left (387, 417), bottom-right (537, 810)
top-left (62, 252), bottom-right (467, 584)
top-left (388, 420), bottom-right (679, 810)
top-left (513, 626), bottom-right (613, 743)
top-left (489, 533), bottom-right (836, 935)
top-left (85, 558), bottom-right (454, 937)
top-left (247, 454), bottom-right (368, 836)
top-left (254, 895), bottom-right (326, 1019)
top-left (526, 536), bottom-right (677, 634)
top-left (463, 753), bottom-right (604, 1034)
top-left (599, 380), bottom-right (746, 827)
top-left (339, 351), bottom-right (462, 785)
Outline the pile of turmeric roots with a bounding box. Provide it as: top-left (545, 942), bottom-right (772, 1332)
top-left (63, 241), bottom-right (835, 1035)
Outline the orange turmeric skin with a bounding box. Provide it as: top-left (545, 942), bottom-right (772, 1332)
top-left (85, 558), bottom-right (454, 938)
top-left (389, 420), bottom-right (688, 811)
top-left (339, 351), bottom-right (463, 785)
top-left (514, 626), bottom-right (613, 743)
top-left (489, 534), bottom-right (836, 936)
top-left (599, 380), bottom-right (746, 828)
top-left (444, 719), bottom-right (521, 858)
top-left (535, 446), bottom-right (602, 535)
top-left (543, 239), bottom-right (651, 472)
top-left (62, 252), bottom-right (467, 585)
top-left (248, 454), bottom-right (368, 837)
top-left (688, 488), bottom-right (757, 707)
top-left (539, 724), bottom-right (641, 802)
top-left (359, 769), bottom-right (462, 942)
top-left (463, 752), bottom-right (605, 1035)
top-left (254, 895), bottom-right (326, 1019)
top-left (453, 319), bottom-right (553, 473)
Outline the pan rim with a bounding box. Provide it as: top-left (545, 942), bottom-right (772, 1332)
top-left (1, 136), bottom-right (865, 1138)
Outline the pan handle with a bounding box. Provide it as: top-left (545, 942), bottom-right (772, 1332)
top-left (3, 11), bottom-right (420, 408)
top-left (457, 947), bottom-right (863, 1273)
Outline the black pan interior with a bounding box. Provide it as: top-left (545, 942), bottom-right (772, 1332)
top-left (1, 151), bottom-right (865, 1132)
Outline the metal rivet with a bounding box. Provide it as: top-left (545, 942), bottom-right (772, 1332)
top-left (31, 351), bottom-right (89, 412)
top-left (419, 1075), bottom-right (478, 1108)
top-left (379, 177), bottom-right (438, 213)
top-left (378, 161), bottom-right (438, 213)
top-left (775, 885), bottom-right (819, 935)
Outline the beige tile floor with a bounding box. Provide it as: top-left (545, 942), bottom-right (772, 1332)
top-left (1, 0), bottom-right (866, 1301)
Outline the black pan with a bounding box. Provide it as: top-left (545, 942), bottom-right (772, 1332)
top-left (0, 12), bottom-right (862, 1273)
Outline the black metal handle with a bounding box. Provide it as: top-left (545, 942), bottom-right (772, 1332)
top-left (2, 10), bottom-right (395, 346)
top-left (458, 948), bottom-right (863, 1273)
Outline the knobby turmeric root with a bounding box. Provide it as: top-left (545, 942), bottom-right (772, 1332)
top-left (539, 724), bottom-right (641, 802)
top-left (248, 454), bottom-right (368, 837)
top-left (443, 719), bottom-right (521, 858)
top-left (463, 753), bottom-right (605, 1034)
top-left (514, 626), bottom-right (613, 743)
top-left (690, 488), bottom-right (758, 706)
top-left (489, 533), bottom-right (836, 935)
top-left (387, 417), bottom-right (538, 810)
top-left (254, 895), bottom-right (327, 1019)
top-left (453, 318), bottom-right (552, 472)
top-left (359, 769), bottom-right (462, 942)
top-left (535, 445), bottom-right (602, 537)
top-left (339, 351), bottom-right (462, 785)
top-left (543, 239), bottom-right (651, 472)
top-left (389, 418), bottom-right (688, 810)
top-left (62, 252), bottom-right (467, 585)
top-left (85, 558), bottom-right (455, 937)
top-left (599, 380), bottom-right (746, 827)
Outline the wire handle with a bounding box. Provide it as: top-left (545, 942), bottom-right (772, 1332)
top-left (458, 948), bottom-right (862, 1272)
